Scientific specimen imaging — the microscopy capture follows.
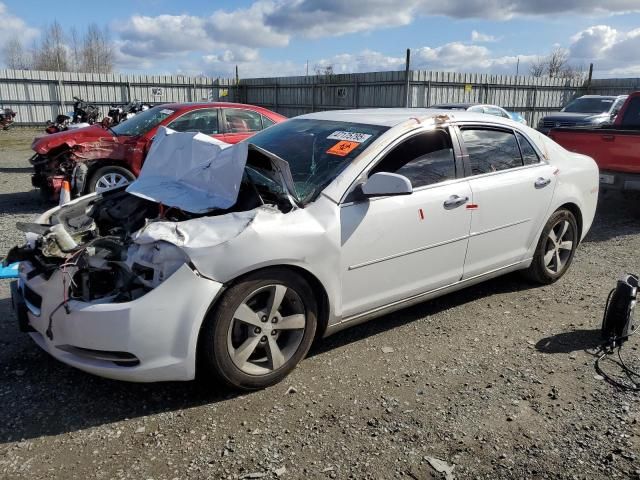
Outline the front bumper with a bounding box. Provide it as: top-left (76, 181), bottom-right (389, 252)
top-left (599, 170), bottom-right (640, 192)
top-left (15, 262), bottom-right (224, 382)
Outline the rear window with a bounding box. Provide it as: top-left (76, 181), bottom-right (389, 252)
top-left (620, 97), bottom-right (640, 128)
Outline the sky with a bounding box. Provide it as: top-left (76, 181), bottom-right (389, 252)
top-left (1, 0), bottom-right (640, 79)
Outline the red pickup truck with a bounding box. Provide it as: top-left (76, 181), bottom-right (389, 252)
top-left (548, 91), bottom-right (640, 194)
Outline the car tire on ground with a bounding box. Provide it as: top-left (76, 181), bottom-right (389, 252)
top-left (87, 165), bottom-right (136, 194)
top-left (523, 208), bottom-right (578, 285)
top-left (199, 268), bottom-right (318, 391)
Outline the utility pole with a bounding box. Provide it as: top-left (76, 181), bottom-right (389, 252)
top-left (516, 57), bottom-right (520, 76)
top-left (587, 63), bottom-right (594, 93)
top-left (306, 60), bottom-right (309, 76)
top-left (404, 48), bottom-right (411, 108)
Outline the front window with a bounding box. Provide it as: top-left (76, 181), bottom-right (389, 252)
top-left (248, 119), bottom-right (389, 203)
top-left (371, 130), bottom-right (456, 188)
top-left (168, 108), bottom-right (219, 135)
top-left (110, 106), bottom-right (175, 136)
top-left (562, 97), bottom-right (615, 114)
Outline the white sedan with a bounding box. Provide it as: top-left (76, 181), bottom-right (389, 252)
top-left (8, 109), bottom-right (599, 390)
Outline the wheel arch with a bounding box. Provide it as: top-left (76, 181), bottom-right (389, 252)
top-left (194, 263), bottom-right (332, 374)
top-left (557, 201), bottom-right (583, 242)
top-left (80, 160), bottom-right (136, 193)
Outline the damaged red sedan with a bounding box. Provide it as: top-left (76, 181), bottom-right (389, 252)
top-left (29, 102), bottom-right (286, 200)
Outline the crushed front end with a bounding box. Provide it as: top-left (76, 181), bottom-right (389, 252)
top-left (6, 190), bottom-right (226, 382)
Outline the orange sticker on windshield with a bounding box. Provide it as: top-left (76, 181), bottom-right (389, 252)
top-left (327, 140), bottom-right (360, 156)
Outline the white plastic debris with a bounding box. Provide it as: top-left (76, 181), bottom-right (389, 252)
top-left (126, 126), bottom-right (248, 213)
top-left (425, 456), bottom-right (455, 480)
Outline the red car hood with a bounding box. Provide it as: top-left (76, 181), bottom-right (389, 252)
top-left (32, 125), bottom-right (119, 154)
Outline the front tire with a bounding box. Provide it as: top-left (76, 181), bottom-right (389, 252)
top-left (199, 269), bottom-right (318, 391)
top-left (523, 209), bottom-right (578, 284)
top-left (87, 166), bottom-right (135, 194)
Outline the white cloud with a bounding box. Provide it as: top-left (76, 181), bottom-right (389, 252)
top-left (569, 25), bottom-right (640, 76)
top-left (114, 4), bottom-right (289, 65)
top-left (263, 0), bottom-right (640, 38)
top-left (0, 2), bottom-right (39, 49)
top-left (111, 0), bottom-right (640, 74)
top-left (471, 30), bottom-right (498, 42)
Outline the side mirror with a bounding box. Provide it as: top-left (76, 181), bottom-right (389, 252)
top-left (361, 172), bottom-right (413, 197)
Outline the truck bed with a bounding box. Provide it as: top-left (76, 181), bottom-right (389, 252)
top-left (549, 127), bottom-right (640, 192)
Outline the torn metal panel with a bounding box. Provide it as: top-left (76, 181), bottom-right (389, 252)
top-left (126, 127), bottom-right (247, 214)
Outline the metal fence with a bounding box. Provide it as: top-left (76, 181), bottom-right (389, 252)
top-left (0, 69), bottom-right (235, 125)
top-left (1, 68), bottom-right (639, 126)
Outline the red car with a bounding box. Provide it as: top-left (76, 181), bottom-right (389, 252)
top-left (30, 102), bottom-right (286, 200)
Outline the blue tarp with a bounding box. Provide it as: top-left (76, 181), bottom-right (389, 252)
top-left (0, 262), bottom-right (19, 279)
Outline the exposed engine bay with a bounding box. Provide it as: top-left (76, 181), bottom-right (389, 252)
top-left (6, 144), bottom-right (296, 304)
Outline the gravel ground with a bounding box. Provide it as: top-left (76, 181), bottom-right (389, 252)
top-left (0, 128), bottom-right (639, 480)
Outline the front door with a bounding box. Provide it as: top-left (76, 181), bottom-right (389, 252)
top-left (340, 128), bottom-right (473, 317)
top-left (457, 126), bottom-right (556, 278)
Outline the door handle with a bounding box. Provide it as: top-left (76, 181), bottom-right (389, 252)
top-left (602, 134), bottom-right (615, 142)
top-left (535, 177), bottom-right (551, 189)
top-left (443, 195), bottom-right (469, 209)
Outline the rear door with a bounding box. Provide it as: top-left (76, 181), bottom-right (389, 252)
top-left (222, 108), bottom-right (265, 143)
top-left (456, 125), bottom-right (556, 278)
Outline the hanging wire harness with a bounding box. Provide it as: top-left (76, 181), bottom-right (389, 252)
top-left (595, 274), bottom-right (639, 391)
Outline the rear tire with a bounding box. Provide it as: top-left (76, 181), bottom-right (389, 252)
top-left (523, 209), bottom-right (578, 284)
top-left (199, 268), bottom-right (318, 391)
top-left (87, 166), bottom-right (135, 194)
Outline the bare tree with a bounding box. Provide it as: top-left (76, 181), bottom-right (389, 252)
top-left (2, 38), bottom-right (31, 70)
top-left (314, 64), bottom-right (334, 76)
top-left (546, 48), bottom-right (570, 78)
top-left (82, 23), bottom-right (114, 74)
top-left (529, 48), bottom-right (584, 79)
top-left (529, 57), bottom-right (546, 77)
top-left (68, 27), bottom-right (83, 72)
top-left (33, 21), bottom-right (69, 71)
top-left (21, 21), bottom-right (114, 73)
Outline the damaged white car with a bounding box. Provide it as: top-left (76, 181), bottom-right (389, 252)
top-left (8, 110), bottom-right (599, 390)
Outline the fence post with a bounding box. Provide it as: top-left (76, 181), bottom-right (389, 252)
top-left (126, 82), bottom-right (132, 102)
top-left (311, 83), bottom-right (315, 113)
top-left (404, 49), bottom-right (411, 107)
top-left (57, 78), bottom-right (65, 112)
top-left (426, 72), bottom-right (432, 107)
top-left (531, 86), bottom-right (538, 126)
top-left (354, 80), bottom-right (359, 109)
top-left (274, 83), bottom-right (278, 111)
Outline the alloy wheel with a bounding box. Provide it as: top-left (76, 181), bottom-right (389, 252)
top-left (227, 284), bottom-right (306, 375)
top-left (95, 172), bottom-right (131, 193)
top-left (543, 219), bottom-right (575, 275)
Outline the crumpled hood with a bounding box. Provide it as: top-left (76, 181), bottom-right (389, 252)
top-left (31, 125), bottom-right (116, 154)
top-left (125, 127), bottom-right (249, 214)
top-left (125, 127), bottom-right (299, 214)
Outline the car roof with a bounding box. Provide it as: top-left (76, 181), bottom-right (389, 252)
top-left (297, 108), bottom-right (515, 127)
top-left (577, 95), bottom-right (626, 100)
top-left (430, 103), bottom-right (478, 109)
top-left (158, 102), bottom-right (283, 116)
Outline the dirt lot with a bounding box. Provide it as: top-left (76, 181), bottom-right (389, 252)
top-left (0, 128), bottom-right (639, 480)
